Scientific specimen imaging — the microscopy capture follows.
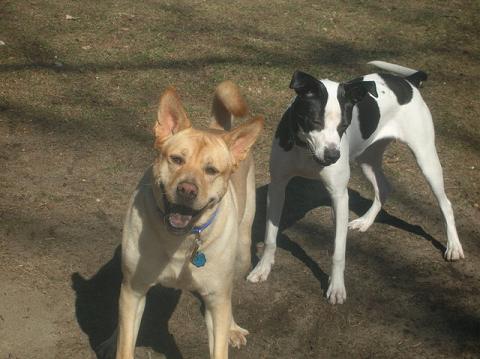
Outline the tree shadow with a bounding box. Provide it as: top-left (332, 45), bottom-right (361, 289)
top-left (71, 246), bottom-right (183, 359)
top-left (251, 177), bottom-right (446, 286)
top-left (349, 241), bottom-right (480, 352)
top-left (2, 14), bottom-right (478, 155)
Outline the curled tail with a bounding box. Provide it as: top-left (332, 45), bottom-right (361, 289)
top-left (210, 81), bottom-right (248, 131)
top-left (368, 60), bottom-right (428, 88)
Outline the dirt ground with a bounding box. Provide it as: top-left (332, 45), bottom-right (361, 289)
top-left (1, 1), bottom-right (479, 358)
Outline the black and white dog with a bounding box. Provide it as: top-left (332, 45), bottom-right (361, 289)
top-left (247, 61), bottom-right (464, 304)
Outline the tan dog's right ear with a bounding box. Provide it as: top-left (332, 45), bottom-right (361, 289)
top-left (223, 116), bottom-right (264, 168)
top-left (154, 87), bottom-right (191, 148)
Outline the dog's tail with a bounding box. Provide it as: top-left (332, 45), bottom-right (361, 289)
top-left (368, 60), bottom-right (428, 88)
top-left (210, 81), bottom-right (249, 131)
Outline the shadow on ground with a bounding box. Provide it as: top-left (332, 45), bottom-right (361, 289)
top-left (251, 177), bottom-right (446, 286)
top-left (71, 176), bottom-right (447, 358)
top-left (72, 247), bottom-right (183, 359)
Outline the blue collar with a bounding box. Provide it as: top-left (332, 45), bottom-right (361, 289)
top-left (190, 208), bottom-right (219, 268)
top-left (191, 208), bottom-right (219, 235)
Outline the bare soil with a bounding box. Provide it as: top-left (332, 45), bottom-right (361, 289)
top-left (1, 1), bottom-right (479, 358)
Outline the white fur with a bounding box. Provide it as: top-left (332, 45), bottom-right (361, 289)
top-left (305, 80), bottom-right (343, 160)
top-left (247, 63), bottom-right (464, 303)
top-left (247, 134), bottom-right (350, 304)
top-left (367, 61), bottom-right (418, 76)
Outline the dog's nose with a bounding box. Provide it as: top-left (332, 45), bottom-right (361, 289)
top-left (177, 182), bottom-right (198, 200)
top-left (324, 148), bottom-right (340, 163)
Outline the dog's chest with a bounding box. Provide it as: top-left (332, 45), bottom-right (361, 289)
top-left (154, 243), bottom-right (199, 290)
top-left (158, 268), bottom-right (189, 290)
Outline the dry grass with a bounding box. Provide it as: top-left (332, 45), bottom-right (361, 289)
top-left (1, 1), bottom-right (479, 358)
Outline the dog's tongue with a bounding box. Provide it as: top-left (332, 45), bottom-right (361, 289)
top-left (168, 213), bottom-right (192, 229)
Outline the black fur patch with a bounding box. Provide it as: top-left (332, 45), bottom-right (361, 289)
top-left (379, 73), bottom-right (413, 105)
top-left (406, 71), bottom-right (428, 88)
top-left (357, 94), bottom-right (381, 139)
top-left (338, 77), bottom-right (380, 140)
top-left (338, 76), bottom-right (378, 138)
top-left (337, 82), bottom-right (355, 137)
top-left (292, 93), bottom-right (327, 133)
top-left (275, 80), bottom-right (328, 152)
top-left (275, 107), bottom-right (296, 151)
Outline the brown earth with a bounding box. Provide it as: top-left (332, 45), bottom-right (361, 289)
top-left (1, 1), bottom-right (479, 358)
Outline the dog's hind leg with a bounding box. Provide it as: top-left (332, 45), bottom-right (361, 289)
top-left (405, 136), bottom-right (464, 260)
top-left (228, 319), bottom-right (249, 349)
top-left (205, 309), bottom-right (249, 353)
top-left (349, 139), bottom-right (392, 232)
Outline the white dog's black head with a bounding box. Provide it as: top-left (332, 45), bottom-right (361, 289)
top-left (276, 70), bottom-right (377, 166)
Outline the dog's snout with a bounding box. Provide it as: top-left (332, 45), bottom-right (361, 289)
top-left (324, 148), bottom-right (340, 163)
top-left (177, 182), bottom-right (198, 200)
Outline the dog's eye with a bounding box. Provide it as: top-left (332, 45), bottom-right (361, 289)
top-left (205, 166), bottom-right (219, 176)
top-left (170, 155), bottom-right (184, 165)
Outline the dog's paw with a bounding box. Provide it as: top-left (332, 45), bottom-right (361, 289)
top-left (348, 217), bottom-right (374, 232)
top-left (326, 282), bottom-right (347, 305)
top-left (247, 257), bottom-right (273, 283)
top-left (444, 242), bottom-right (465, 261)
top-left (229, 322), bottom-right (249, 349)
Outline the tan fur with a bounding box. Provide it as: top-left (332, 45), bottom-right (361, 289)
top-left (222, 116), bottom-right (263, 169)
top-left (154, 87), bottom-right (191, 149)
top-left (115, 82), bottom-right (263, 359)
top-left (210, 81), bottom-right (248, 131)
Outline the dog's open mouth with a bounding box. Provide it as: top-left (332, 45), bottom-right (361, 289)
top-left (156, 183), bottom-right (214, 235)
top-left (168, 213), bottom-right (192, 229)
top-left (167, 204), bottom-right (198, 229)
top-left (164, 204), bottom-right (201, 235)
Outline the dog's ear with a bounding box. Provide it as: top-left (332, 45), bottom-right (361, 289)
top-left (342, 80), bottom-right (378, 103)
top-left (223, 116), bottom-right (264, 167)
top-left (154, 87), bottom-right (191, 148)
top-left (290, 70), bottom-right (326, 97)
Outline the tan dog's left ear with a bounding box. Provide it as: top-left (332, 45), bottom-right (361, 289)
top-left (154, 87), bottom-right (191, 148)
top-left (223, 116), bottom-right (264, 167)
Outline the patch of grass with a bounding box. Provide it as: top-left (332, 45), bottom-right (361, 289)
top-left (0, 1), bottom-right (479, 357)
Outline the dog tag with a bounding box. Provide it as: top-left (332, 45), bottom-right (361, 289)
top-left (191, 251), bottom-right (206, 268)
top-left (190, 238), bottom-right (207, 268)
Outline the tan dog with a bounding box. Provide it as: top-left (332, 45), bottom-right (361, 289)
top-left (113, 81), bottom-right (263, 359)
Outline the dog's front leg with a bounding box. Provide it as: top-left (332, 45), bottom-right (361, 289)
top-left (322, 160), bottom-right (350, 305)
top-left (247, 175), bottom-right (290, 283)
top-left (203, 291), bottom-right (232, 359)
top-left (116, 282), bottom-right (147, 359)
top-left (326, 188), bottom-right (349, 304)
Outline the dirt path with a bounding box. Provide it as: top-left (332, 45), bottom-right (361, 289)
top-left (1, 1), bottom-right (479, 358)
